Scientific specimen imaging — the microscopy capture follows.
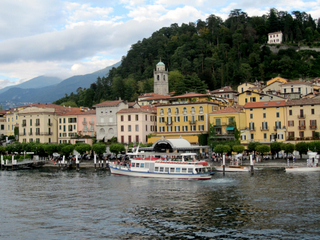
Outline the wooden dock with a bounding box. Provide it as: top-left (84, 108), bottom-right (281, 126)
top-left (1, 159), bottom-right (46, 170)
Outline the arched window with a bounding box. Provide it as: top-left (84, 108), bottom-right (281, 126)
top-left (160, 109), bottom-right (164, 115)
top-left (157, 75), bottom-right (159, 80)
top-left (183, 107), bottom-right (187, 114)
top-left (191, 107), bottom-right (195, 113)
top-left (163, 75), bottom-right (166, 81)
top-left (175, 108), bottom-right (179, 114)
top-left (168, 108), bottom-right (171, 114)
top-left (199, 106), bottom-right (203, 113)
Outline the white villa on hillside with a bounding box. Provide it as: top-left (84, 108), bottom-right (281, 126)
top-left (268, 31), bottom-right (283, 44)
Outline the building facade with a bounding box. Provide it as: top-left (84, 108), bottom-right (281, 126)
top-left (117, 107), bottom-right (157, 144)
top-left (268, 31), bottom-right (283, 44)
top-left (241, 101), bottom-right (286, 144)
top-left (94, 100), bottom-right (128, 142)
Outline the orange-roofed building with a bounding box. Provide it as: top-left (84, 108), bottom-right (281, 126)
top-left (242, 100), bottom-right (287, 144)
top-left (117, 107), bottom-right (157, 144)
top-left (209, 106), bottom-right (245, 141)
top-left (17, 103), bottom-right (70, 144)
top-left (148, 101), bottom-right (219, 145)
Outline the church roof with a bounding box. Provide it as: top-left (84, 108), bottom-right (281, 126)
top-left (157, 61), bottom-right (165, 66)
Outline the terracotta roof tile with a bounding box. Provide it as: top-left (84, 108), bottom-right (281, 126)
top-left (170, 92), bottom-right (209, 99)
top-left (209, 106), bottom-right (243, 115)
top-left (285, 98), bottom-right (320, 106)
top-left (211, 86), bottom-right (238, 94)
top-left (244, 100), bottom-right (286, 108)
top-left (281, 80), bottom-right (312, 86)
top-left (117, 108), bottom-right (156, 114)
top-left (93, 100), bottom-right (124, 107)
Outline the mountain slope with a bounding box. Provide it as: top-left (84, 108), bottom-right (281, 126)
top-left (0, 76), bottom-right (62, 95)
top-left (0, 62), bottom-right (121, 108)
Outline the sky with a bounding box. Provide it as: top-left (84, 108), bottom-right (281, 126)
top-left (0, 0), bottom-right (319, 89)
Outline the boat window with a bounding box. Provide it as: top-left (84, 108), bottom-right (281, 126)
top-left (176, 168), bottom-right (181, 173)
top-left (159, 167), bottom-right (164, 172)
top-left (144, 163), bottom-right (149, 168)
top-left (170, 168), bottom-right (175, 173)
top-left (165, 167), bottom-right (169, 173)
top-left (188, 168), bottom-right (193, 173)
top-left (140, 163), bottom-right (144, 168)
top-left (132, 163), bottom-right (135, 167)
top-left (136, 163), bottom-right (140, 167)
top-left (182, 168), bottom-right (187, 173)
top-left (155, 167), bottom-right (159, 172)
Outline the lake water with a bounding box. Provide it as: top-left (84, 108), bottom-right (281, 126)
top-left (0, 168), bottom-right (320, 239)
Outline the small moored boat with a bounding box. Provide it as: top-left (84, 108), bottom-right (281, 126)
top-left (109, 152), bottom-right (213, 180)
top-left (285, 151), bottom-right (320, 172)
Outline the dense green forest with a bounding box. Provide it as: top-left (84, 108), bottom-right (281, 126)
top-left (53, 8), bottom-right (320, 107)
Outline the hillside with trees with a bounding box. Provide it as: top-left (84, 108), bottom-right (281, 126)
top-left (53, 8), bottom-right (320, 107)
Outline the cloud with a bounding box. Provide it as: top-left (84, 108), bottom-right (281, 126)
top-left (0, 79), bottom-right (16, 89)
top-left (0, 0), bottom-right (64, 40)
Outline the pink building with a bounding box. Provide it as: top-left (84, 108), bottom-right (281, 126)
top-left (117, 107), bottom-right (157, 144)
top-left (70, 109), bottom-right (96, 145)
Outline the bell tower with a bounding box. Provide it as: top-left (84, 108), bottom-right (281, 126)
top-left (153, 60), bottom-right (169, 95)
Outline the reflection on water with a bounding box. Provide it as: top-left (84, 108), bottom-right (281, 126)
top-left (0, 169), bottom-right (320, 239)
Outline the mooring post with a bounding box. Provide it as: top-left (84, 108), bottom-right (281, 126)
top-left (94, 155), bottom-right (97, 171)
top-left (101, 159), bottom-right (104, 169)
top-left (250, 154), bottom-right (254, 174)
top-left (222, 154), bottom-right (225, 176)
top-left (98, 160), bottom-right (101, 168)
top-left (12, 155), bottom-right (14, 171)
top-left (76, 155), bottom-right (79, 171)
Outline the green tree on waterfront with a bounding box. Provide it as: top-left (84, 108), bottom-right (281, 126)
top-left (270, 142), bottom-right (282, 159)
top-left (109, 143), bottom-right (125, 159)
top-left (295, 142), bottom-right (308, 159)
top-left (256, 145), bottom-right (270, 159)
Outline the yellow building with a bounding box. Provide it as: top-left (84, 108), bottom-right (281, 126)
top-left (148, 101), bottom-right (219, 144)
top-left (241, 100), bottom-right (287, 144)
top-left (237, 90), bottom-right (285, 106)
top-left (266, 76), bottom-right (288, 86)
top-left (18, 104), bottom-right (66, 143)
top-left (5, 108), bottom-right (20, 136)
top-left (209, 106), bottom-right (246, 141)
top-left (286, 98), bottom-right (320, 141)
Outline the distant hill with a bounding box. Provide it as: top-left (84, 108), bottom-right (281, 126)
top-left (0, 76), bottom-right (62, 95)
top-left (0, 62), bottom-right (121, 108)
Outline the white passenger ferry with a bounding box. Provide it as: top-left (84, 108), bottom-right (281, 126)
top-left (109, 152), bottom-right (213, 180)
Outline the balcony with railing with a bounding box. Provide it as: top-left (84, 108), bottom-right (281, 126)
top-left (22, 123), bottom-right (26, 127)
top-left (260, 127), bottom-right (269, 131)
top-left (28, 132), bottom-right (33, 136)
top-left (249, 127), bottom-right (255, 131)
top-left (310, 125), bottom-right (317, 130)
top-left (165, 121), bottom-right (172, 125)
top-left (297, 114), bottom-right (306, 119)
top-left (36, 132), bottom-right (41, 136)
top-left (189, 120), bottom-right (197, 125)
top-left (274, 126), bottom-right (286, 131)
top-left (20, 132), bottom-right (26, 136)
top-left (47, 122), bottom-right (53, 126)
top-left (89, 121), bottom-right (94, 125)
top-left (298, 125), bottom-right (306, 130)
top-left (82, 121), bottom-right (87, 125)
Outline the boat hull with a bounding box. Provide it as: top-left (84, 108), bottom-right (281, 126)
top-left (109, 166), bottom-right (212, 180)
top-left (285, 166), bottom-right (320, 172)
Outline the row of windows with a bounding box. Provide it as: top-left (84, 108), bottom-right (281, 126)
top-left (160, 106), bottom-right (204, 115)
top-left (59, 118), bottom-right (77, 124)
top-left (159, 125), bottom-right (205, 132)
top-left (120, 115), bottom-right (156, 122)
top-left (22, 119), bottom-right (51, 126)
top-left (289, 109), bottom-right (315, 115)
top-left (22, 138), bottom-right (51, 143)
top-left (131, 162), bottom-right (194, 173)
top-left (250, 112), bottom-right (280, 119)
top-left (120, 135), bottom-right (140, 143)
top-left (59, 125), bottom-right (77, 131)
top-left (288, 120), bottom-right (317, 127)
top-left (21, 128), bottom-right (51, 135)
top-left (159, 115), bottom-right (204, 123)
top-left (241, 133), bottom-right (283, 140)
